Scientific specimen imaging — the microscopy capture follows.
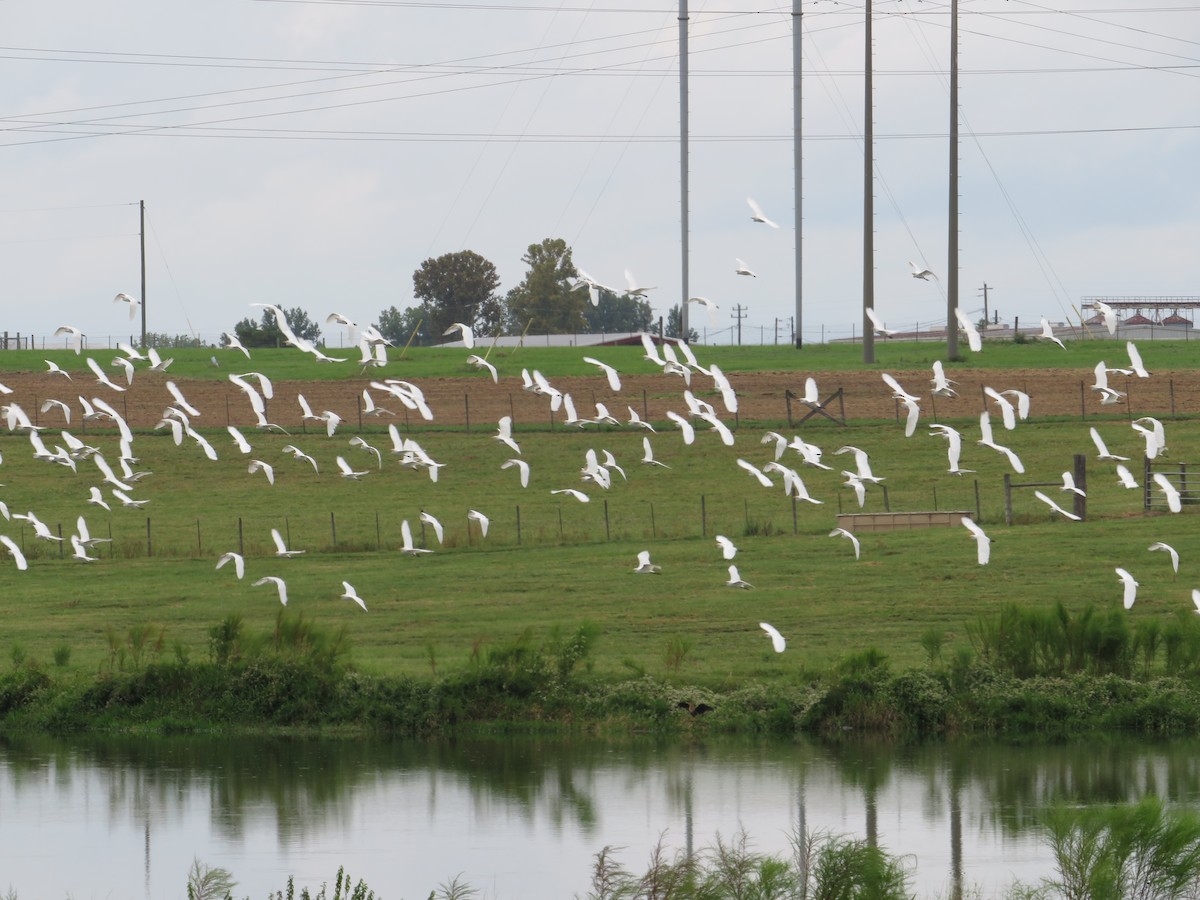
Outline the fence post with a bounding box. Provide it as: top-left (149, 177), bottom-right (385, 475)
top-left (974, 479), bottom-right (982, 523)
top-left (238, 517), bottom-right (244, 556)
top-left (356, 391), bottom-right (363, 433)
top-left (604, 499), bottom-right (610, 541)
top-left (330, 511), bottom-right (337, 548)
top-left (1004, 474), bottom-right (1013, 526)
top-left (650, 502), bottom-right (657, 539)
top-left (58, 523), bottom-right (64, 559)
top-left (1079, 381), bottom-right (1086, 420)
top-left (700, 494), bottom-right (706, 537)
top-left (464, 394), bottom-right (471, 433)
top-left (882, 484), bottom-right (890, 512)
top-left (932, 484), bottom-right (939, 511)
top-left (1143, 455), bottom-right (1151, 510)
top-left (791, 495), bottom-right (798, 534)
top-left (516, 505), bottom-right (521, 546)
top-left (196, 519), bottom-right (202, 556)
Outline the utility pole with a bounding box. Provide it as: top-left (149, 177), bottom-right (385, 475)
top-left (731, 304), bottom-right (748, 346)
top-left (946, 0), bottom-right (960, 359)
top-left (139, 200), bottom-right (147, 347)
top-left (679, 0), bottom-right (690, 342)
top-left (792, 0), bottom-right (803, 348)
top-left (862, 0), bottom-right (875, 365)
top-left (980, 283), bottom-right (992, 325)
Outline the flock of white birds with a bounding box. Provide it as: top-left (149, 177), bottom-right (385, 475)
top-left (0, 284), bottom-right (1195, 660)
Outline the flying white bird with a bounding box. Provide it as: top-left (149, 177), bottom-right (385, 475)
top-left (746, 196), bottom-right (780, 229)
top-left (70, 535), bottom-right (97, 562)
top-left (349, 436), bottom-right (383, 469)
top-left (633, 550), bottom-right (661, 574)
top-left (40, 399), bottom-right (71, 423)
top-left (641, 436), bottom-right (670, 468)
top-left (1093, 300), bottom-right (1118, 336)
top-left (466, 355), bottom-right (499, 383)
top-left (930, 360), bottom-right (957, 398)
top-left (44, 359), bottom-right (72, 380)
top-left (248, 459), bottom-right (275, 485)
top-left (865, 307), bottom-right (896, 338)
top-left (581, 357), bottom-right (622, 392)
top-left (443, 322), bottom-right (475, 349)
top-left (226, 426), bottom-right (253, 455)
top-left (734, 258), bottom-right (757, 278)
top-left (1115, 464), bottom-right (1139, 490)
top-left (1060, 471), bottom-right (1086, 497)
top-left (270, 527), bottom-right (304, 557)
top-left (501, 457), bottom-right (530, 488)
top-left (53, 324), bottom-right (85, 355)
top-left (253, 576), bottom-right (289, 606)
top-left (736, 458), bottom-right (774, 488)
top-left (111, 489), bottom-right (149, 508)
top-left (400, 520), bottom-right (433, 556)
top-left (419, 511), bottom-right (444, 546)
top-left (1126, 341), bottom-right (1150, 378)
top-left (759, 622), bottom-right (786, 653)
top-left (113, 292), bottom-right (140, 319)
top-left (1132, 417), bottom-right (1167, 460)
top-left (467, 509), bottom-right (490, 538)
top-left (909, 261), bottom-right (936, 281)
top-left (215, 551), bottom-right (245, 580)
top-left (983, 386), bottom-right (1017, 431)
top-left (763, 462), bottom-right (823, 504)
top-left (494, 415), bottom-right (521, 454)
top-left (665, 411), bottom-right (696, 446)
top-left (0, 534), bottom-right (28, 571)
top-left (1153, 473), bottom-right (1182, 513)
top-left (829, 527), bottom-right (861, 560)
top-left (1148, 542), bottom-right (1180, 574)
top-left (954, 308), bottom-right (983, 352)
top-left (551, 488), bottom-right (590, 503)
top-left (1115, 568), bottom-right (1139, 610)
top-left (146, 347), bottom-right (174, 373)
top-left (1038, 317), bottom-right (1066, 349)
top-left (715, 534), bottom-right (738, 560)
top-left (1089, 427), bottom-right (1129, 462)
top-left (86, 357), bottom-right (125, 392)
top-left (281, 444), bottom-right (319, 474)
top-left (726, 565), bottom-right (753, 589)
top-left (622, 269), bottom-right (655, 297)
top-left (87, 486), bottom-right (112, 511)
top-left (961, 517), bottom-right (991, 565)
top-left (361, 390), bottom-right (394, 418)
top-left (929, 424), bottom-right (973, 476)
top-left (222, 332), bottom-right (252, 359)
top-left (1034, 490), bottom-right (1081, 521)
top-left (835, 445), bottom-right (883, 484)
top-left (336, 455), bottom-right (369, 479)
top-left (687, 296), bottom-right (719, 327)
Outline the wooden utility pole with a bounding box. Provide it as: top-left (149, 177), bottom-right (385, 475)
top-left (731, 304), bottom-right (748, 346)
top-left (679, 0), bottom-right (690, 342)
top-left (947, 1), bottom-right (960, 359)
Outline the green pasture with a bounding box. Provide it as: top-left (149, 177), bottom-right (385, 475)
top-left (4, 335), bottom-right (1199, 382)
top-left (0, 400), bottom-right (1197, 686)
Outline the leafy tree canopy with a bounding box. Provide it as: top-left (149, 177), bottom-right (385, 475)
top-left (233, 307), bottom-right (321, 349)
top-left (504, 238), bottom-right (586, 335)
top-left (665, 304), bottom-right (700, 343)
top-left (374, 305), bottom-right (432, 347)
top-left (412, 250), bottom-right (504, 340)
top-left (581, 290), bottom-right (654, 334)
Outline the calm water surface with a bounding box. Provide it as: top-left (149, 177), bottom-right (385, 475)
top-left (3, 733), bottom-right (1200, 898)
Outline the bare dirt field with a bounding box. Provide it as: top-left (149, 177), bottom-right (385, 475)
top-left (5, 365), bottom-right (1199, 433)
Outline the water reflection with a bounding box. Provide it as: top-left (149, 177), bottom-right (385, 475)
top-left (2, 733), bottom-right (1199, 899)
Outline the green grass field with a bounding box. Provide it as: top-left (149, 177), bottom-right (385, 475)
top-left (5, 334), bottom-right (1199, 382)
top-left (1, 339), bottom-right (1197, 689)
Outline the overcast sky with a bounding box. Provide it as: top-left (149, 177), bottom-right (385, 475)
top-left (2, 0), bottom-right (1197, 348)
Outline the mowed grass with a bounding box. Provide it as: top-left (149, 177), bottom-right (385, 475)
top-left (5, 335), bottom-right (1199, 382)
top-left (1, 395), bottom-right (1197, 687)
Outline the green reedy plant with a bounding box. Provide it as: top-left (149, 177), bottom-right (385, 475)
top-left (186, 857), bottom-right (237, 900)
top-left (664, 636), bottom-right (692, 675)
top-left (1041, 796), bottom-right (1200, 900)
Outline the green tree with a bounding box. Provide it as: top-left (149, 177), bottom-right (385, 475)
top-left (504, 238), bottom-right (586, 334)
top-left (232, 307), bottom-right (321, 349)
top-left (582, 290), bottom-right (653, 334)
top-left (375, 305), bottom-right (432, 347)
top-left (664, 304), bottom-right (699, 343)
top-left (412, 250), bottom-right (504, 340)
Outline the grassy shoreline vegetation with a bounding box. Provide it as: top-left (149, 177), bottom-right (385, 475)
top-left (0, 340), bottom-right (1199, 741)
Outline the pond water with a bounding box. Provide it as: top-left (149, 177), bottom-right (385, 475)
top-left (3, 733), bottom-right (1200, 899)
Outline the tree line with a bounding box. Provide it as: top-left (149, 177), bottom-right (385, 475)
top-left (232, 237), bottom-right (697, 348)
